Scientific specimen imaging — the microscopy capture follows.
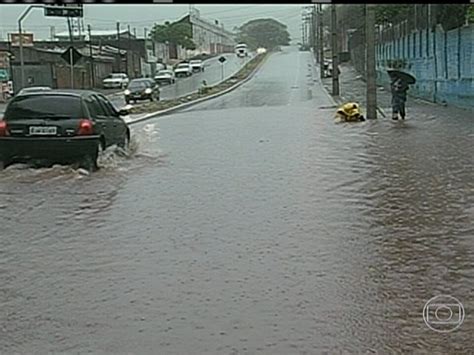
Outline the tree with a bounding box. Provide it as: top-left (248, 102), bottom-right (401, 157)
top-left (434, 5), bottom-right (469, 30)
top-left (150, 20), bottom-right (196, 50)
top-left (236, 18), bottom-right (290, 50)
top-left (374, 5), bottom-right (412, 25)
top-left (468, 5), bottom-right (474, 23)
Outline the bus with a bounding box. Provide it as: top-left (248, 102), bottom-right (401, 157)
top-left (235, 43), bottom-right (248, 58)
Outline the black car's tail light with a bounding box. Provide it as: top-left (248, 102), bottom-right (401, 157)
top-left (0, 121), bottom-right (9, 136)
top-left (77, 119), bottom-right (94, 135)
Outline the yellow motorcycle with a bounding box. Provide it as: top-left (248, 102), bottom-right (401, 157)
top-left (335, 102), bottom-right (365, 122)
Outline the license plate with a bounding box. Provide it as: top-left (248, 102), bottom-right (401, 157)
top-left (29, 126), bottom-right (57, 135)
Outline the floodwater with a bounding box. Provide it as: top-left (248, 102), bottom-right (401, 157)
top-left (0, 47), bottom-right (473, 354)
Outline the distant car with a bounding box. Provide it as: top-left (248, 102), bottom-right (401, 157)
top-left (0, 90), bottom-right (130, 171)
top-left (102, 73), bottom-right (129, 89)
top-left (124, 78), bottom-right (160, 104)
top-left (154, 69), bottom-right (176, 85)
top-left (174, 63), bottom-right (193, 78)
top-left (156, 63), bottom-right (166, 72)
top-left (18, 86), bottom-right (52, 95)
top-left (235, 43), bottom-right (249, 57)
top-left (189, 60), bottom-right (205, 73)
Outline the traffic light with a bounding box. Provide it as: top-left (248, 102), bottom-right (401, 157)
top-left (44, 5), bottom-right (83, 18)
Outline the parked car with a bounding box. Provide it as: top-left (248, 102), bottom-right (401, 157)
top-left (174, 63), bottom-right (193, 78)
top-left (0, 90), bottom-right (130, 171)
top-left (102, 73), bottom-right (129, 89)
top-left (189, 60), bottom-right (205, 73)
top-left (323, 60), bottom-right (332, 78)
top-left (124, 78), bottom-right (160, 104)
top-left (18, 86), bottom-right (52, 95)
top-left (154, 69), bottom-right (176, 85)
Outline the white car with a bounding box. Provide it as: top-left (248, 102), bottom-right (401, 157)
top-left (154, 70), bottom-right (176, 85)
top-left (235, 43), bottom-right (249, 57)
top-left (174, 63), bottom-right (193, 78)
top-left (189, 60), bottom-right (205, 73)
top-left (102, 73), bottom-right (129, 89)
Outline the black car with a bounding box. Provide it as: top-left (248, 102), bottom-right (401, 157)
top-left (124, 78), bottom-right (160, 104)
top-left (0, 90), bottom-right (130, 171)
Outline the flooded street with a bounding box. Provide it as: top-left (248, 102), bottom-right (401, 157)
top-left (1, 47), bottom-right (473, 354)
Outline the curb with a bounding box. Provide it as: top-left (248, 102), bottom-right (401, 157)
top-left (126, 53), bottom-right (270, 126)
top-left (317, 61), bottom-right (388, 118)
top-left (312, 57), bottom-right (337, 107)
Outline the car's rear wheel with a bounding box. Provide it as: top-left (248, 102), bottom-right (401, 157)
top-left (79, 141), bottom-right (102, 172)
top-left (118, 130), bottom-right (130, 155)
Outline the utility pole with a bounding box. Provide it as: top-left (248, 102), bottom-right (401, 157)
top-left (127, 24), bottom-right (131, 77)
top-left (302, 17), bottom-right (306, 47)
top-left (116, 22), bottom-right (121, 72)
top-left (318, 4), bottom-right (324, 78)
top-left (330, 4), bottom-right (339, 96)
top-left (366, 4), bottom-right (377, 119)
top-left (312, 5), bottom-right (317, 55)
top-left (301, 24), bottom-right (304, 47)
top-left (67, 16), bottom-right (74, 89)
top-left (87, 24), bottom-right (94, 88)
top-left (18, 5), bottom-right (43, 90)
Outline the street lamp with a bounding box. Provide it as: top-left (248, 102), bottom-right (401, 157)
top-left (18, 5), bottom-right (44, 89)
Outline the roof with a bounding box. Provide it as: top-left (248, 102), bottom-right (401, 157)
top-left (25, 45), bottom-right (123, 62)
top-left (54, 29), bottom-right (133, 40)
top-left (179, 14), bottom-right (235, 39)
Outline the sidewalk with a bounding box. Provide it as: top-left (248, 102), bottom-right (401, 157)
top-left (321, 63), bottom-right (473, 120)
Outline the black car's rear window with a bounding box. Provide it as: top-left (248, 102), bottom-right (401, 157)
top-left (4, 95), bottom-right (83, 120)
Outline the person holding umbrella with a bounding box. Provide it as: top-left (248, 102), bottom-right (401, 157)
top-left (388, 69), bottom-right (416, 120)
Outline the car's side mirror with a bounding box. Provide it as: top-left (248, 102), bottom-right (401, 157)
top-left (118, 107), bottom-right (130, 116)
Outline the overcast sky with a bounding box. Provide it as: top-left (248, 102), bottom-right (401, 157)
top-left (0, 4), bottom-right (304, 42)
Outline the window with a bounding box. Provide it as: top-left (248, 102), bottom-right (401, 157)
top-left (85, 96), bottom-right (106, 118)
top-left (4, 95), bottom-right (83, 120)
top-left (96, 95), bottom-right (117, 117)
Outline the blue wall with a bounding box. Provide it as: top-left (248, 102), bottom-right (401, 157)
top-left (375, 24), bottom-right (474, 110)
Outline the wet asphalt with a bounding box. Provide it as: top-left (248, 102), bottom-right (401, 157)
top-left (108, 53), bottom-right (253, 109)
top-left (0, 46), bottom-right (473, 354)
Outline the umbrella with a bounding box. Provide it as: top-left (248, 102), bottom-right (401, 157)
top-left (387, 69), bottom-right (416, 85)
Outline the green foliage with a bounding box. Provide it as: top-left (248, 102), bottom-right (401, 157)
top-left (236, 18), bottom-right (290, 50)
top-left (150, 20), bottom-right (196, 50)
top-left (374, 5), bottom-right (412, 25)
top-left (435, 5), bottom-right (469, 30)
top-left (468, 6), bottom-right (474, 23)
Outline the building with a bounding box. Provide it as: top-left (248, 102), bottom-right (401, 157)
top-left (176, 8), bottom-right (235, 56)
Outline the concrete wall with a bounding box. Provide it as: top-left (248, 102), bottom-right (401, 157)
top-left (11, 64), bottom-right (53, 93)
top-left (350, 24), bottom-right (474, 110)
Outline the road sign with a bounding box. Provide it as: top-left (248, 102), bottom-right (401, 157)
top-left (61, 46), bottom-right (82, 66)
top-left (44, 4), bottom-right (83, 18)
top-left (10, 33), bottom-right (34, 47)
top-left (0, 69), bottom-right (8, 81)
top-left (218, 56), bottom-right (227, 64)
